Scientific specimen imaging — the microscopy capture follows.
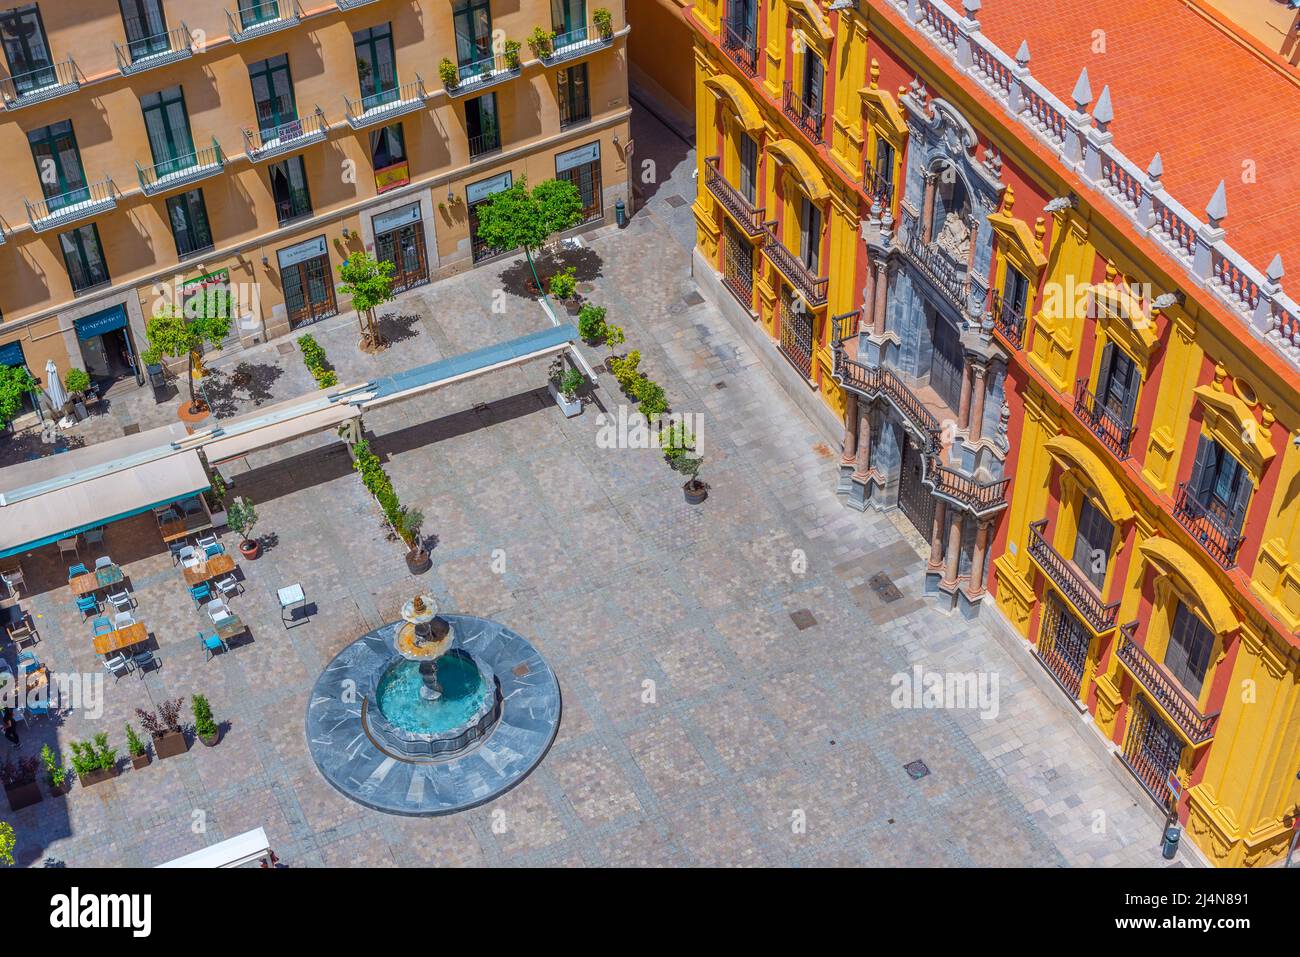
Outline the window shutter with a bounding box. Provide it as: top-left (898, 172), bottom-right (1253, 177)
top-left (1228, 463), bottom-right (1252, 536)
top-left (1095, 342), bottom-right (1114, 406)
top-left (1119, 360), bottom-right (1140, 430)
top-left (1188, 436), bottom-right (1216, 502)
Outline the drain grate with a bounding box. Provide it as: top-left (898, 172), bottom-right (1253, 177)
top-left (790, 609), bottom-right (817, 630)
top-left (277, 342), bottom-right (295, 356)
top-left (1042, 767), bottom-right (1059, 782)
top-left (121, 423), bottom-right (140, 436)
top-left (665, 194), bottom-right (688, 208)
top-left (904, 760), bottom-right (930, 780)
top-left (868, 572), bottom-right (902, 603)
top-left (683, 290), bottom-right (704, 306)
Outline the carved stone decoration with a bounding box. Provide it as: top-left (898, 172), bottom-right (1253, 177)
top-left (936, 211), bottom-right (972, 261)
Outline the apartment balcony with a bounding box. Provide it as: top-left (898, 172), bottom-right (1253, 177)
top-left (447, 54), bottom-right (520, 98)
top-left (468, 130), bottom-right (502, 160)
top-left (345, 78), bottom-right (426, 130)
top-left (862, 159), bottom-right (893, 210)
top-left (760, 221), bottom-right (828, 307)
top-left (243, 108), bottom-right (328, 163)
top-left (721, 23), bottom-right (758, 78)
top-left (227, 0), bottom-right (303, 43)
top-left (830, 347), bottom-right (941, 444)
top-left (1172, 483), bottom-right (1243, 568)
top-left (25, 179), bottom-right (117, 233)
top-left (1072, 379), bottom-right (1137, 460)
top-left (703, 157), bottom-right (765, 238)
top-left (541, 24), bottom-right (615, 67)
top-left (989, 289), bottom-right (1026, 350)
top-left (781, 81), bottom-right (824, 145)
top-left (929, 460), bottom-right (1010, 516)
top-left (115, 22), bottom-right (194, 75)
top-left (1115, 623), bottom-right (1219, 745)
top-left (137, 139), bottom-right (224, 196)
top-left (902, 225), bottom-right (967, 312)
top-left (1027, 520), bottom-right (1119, 633)
top-left (336, 0), bottom-right (381, 8)
top-left (0, 59), bottom-right (82, 110)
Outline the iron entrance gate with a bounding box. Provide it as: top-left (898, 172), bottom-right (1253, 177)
top-left (1122, 695), bottom-right (1185, 806)
top-left (898, 438), bottom-right (935, 540)
top-left (722, 220), bottom-right (754, 309)
top-left (929, 313), bottom-right (965, 412)
top-left (1036, 593), bottom-right (1092, 699)
top-left (778, 286), bottom-right (813, 378)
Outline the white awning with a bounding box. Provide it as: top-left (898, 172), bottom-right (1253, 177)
top-left (203, 402), bottom-right (361, 464)
top-left (156, 827), bottom-right (272, 868)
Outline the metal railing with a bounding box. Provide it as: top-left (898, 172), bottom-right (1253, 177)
top-left (1115, 623), bottom-right (1219, 744)
top-left (1172, 483), bottom-right (1243, 568)
top-left (722, 22), bottom-right (758, 77)
top-left (831, 349), bottom-right (941, 443)
top-left (761, 221), bottom-right (828, 307)
top-left (25, 178), bottom-right (116, 231)
top-left (704, 157), bottom-right (765, 237)
top-left (781, 81), bottom-right (824, 144)
top-left (989, 289), bottom-right (1026, 349)
top-left (862, 159), bottom-right (894, 209)
top-left (1072, 379), bottom-right (1137, 460)
top-left (450, 52), bottom-right (520, 96)
top-left (227, 0), bottom-right (302, 42)
top-left (929, 462), bottom-right (1010, 514)
top-left (0, 58), bottom-right (81, 109)
top-left (902, 225), bottom-right (967, 310)
top-left (243, 107), bottom-right (327, 161)
top-left (468, 130), bottom-right (502, 159)
top-left (1027, 520), bottom-right (1119, 632)
top-left (830, 309), bottom-right (861, 346)
top-left (273, 187), bottom-right (312, 226)
top-left (115, 21), bottom-right (193, 74)
top-left (544, 23), bottom-right (613, 64)
top-left (344, 77), bottom-right (426, 129)
top-left (137, 139), bottom-right (224, 195)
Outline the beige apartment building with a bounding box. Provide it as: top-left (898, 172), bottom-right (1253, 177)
top-left (0, 0), bottom-right (630, 406)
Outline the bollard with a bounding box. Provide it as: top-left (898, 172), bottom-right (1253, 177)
top-left (615, 198), bottom-right (626, 227)
top-left (1161, 826), bottom-right (1180, 860)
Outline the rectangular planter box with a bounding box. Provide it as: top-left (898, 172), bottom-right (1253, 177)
top-left (77, 767), bottom-right (118, 788)
top-left (153, 730), bottom-right (188, 759)
top-left (4, 780), bottom-right (41, 810)
top-left (548, 382), bottom-right (582, 418)
top-left (130, 754), bottom-right (150, 770)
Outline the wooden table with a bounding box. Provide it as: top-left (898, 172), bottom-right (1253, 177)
top-left (213, 614), bottom-right (246, 642)
top-left (160, 516), bottom-right (212, 544)
top-left (182, 553), bottom-right (235, 587)
top-left (69, 565), bottom-right (124, 597)
top-left (93, 622), bottom-right (148, 656)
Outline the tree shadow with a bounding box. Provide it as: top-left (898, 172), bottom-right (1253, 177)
top-left (494, 246), bottom-right (605, 299)
top-left (0, 429), bottom-right (88, 469)
top-left (203, 362), bottom-right (286, 418)
top-left (376, 312), bottom-right (422, 346)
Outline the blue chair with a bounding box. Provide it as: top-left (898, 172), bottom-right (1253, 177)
top-left (203, 543), bottom-right (225, 558)
top-left (25, 702), bottom-right (50, 719)
top-left (199, 631), bottom-right (227, 661)
top-left (75, 594), bottom-right (98, 619)
top-left (190, 583), bottom-right (211, 606)
top-left (18, 653), bottom-right (39, 675)
top-left (91, 616), bottom-right (112, 637)
top-left (68, 563), bottom-right (89, 580)
top-left (83, 527), bottom-right (105, 547)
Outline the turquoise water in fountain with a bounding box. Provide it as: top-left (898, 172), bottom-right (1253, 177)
top-left (376, 654), bottom-right (491, 735)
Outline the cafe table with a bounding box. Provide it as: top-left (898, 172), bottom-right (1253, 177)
top-left (182, 553), bottom-right (236, 587)
top-left (92, 621), bottom-right (148, 656)
top-left (69, 564), bottom-right (124, 598)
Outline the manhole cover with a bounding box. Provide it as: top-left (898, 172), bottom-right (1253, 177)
top-left (277, 342), bottom-right (295, 356)
top-left (512, 663), bottom-right (531, 677)
top-left (683, 291), bottom-right (704, 306)
top-left (904, 760), bottom-right (930, 780)
top-left (790, 609), bottom-right (817, 630)
top-left (121, 423), bottom-right (140, 436)
top-left (868, 572), bottom-right (902, 603)
top-left (1042, 768), bottom-right (1059, 782)
top-left (714, 381), bottom-right (727, 390)
top-left (665, 194), bottom-right (688, 208)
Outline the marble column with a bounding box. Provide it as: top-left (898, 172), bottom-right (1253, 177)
top-left (848, 404), bottom-right (872, 510)
top-left (920, 173), bottom-right (937, 242)
top-left (967, 520), bottom-right (992, 596)
top-left (872, 258), bottom-right (889, 336)
top-left (957, 361), bottom-right (973, 430)
top-left (929, 500), bottom-right (947, 568)
top-left (942, 511), bottom-right (963, 586)
top-left (862, 261), bottom-right (877, 335)
top-left (841, 392), bottom-right (859, 466)
top-left (969, 363), bottom-right (988, 443)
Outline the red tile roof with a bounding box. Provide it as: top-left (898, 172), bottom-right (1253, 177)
top-left (972, 0), bottom-right (1300, 277)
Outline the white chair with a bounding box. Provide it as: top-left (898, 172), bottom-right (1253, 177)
top-left (214, 575), bottom-right (241, 599)
top-left (205, 598), bottom-right (230, 621)
top-left (57, 537), bottom-right (79, 561)
top-left (106, 590), bottom-right (134, 612)
top-left (196, 534), bottom-right (219, 550)
top-left (0, 569), bottom-right (22, 597)
top-left (103, 654), bottom-right (132, 681)
top-left (93, 555), bottom-right (114, 571)
top-left (178, 546), bottom-right (201, 569)
top-left (113, 611), bottom-right (135, 630)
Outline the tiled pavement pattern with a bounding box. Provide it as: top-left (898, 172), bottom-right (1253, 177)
top-left (2, 105), bottom-right (1177, 867)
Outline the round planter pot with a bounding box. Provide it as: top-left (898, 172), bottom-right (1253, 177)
top-left (199, 731), bottom-right (220, 748)
top-left (405, 548), bottom-right (433, 575)
top-left (238, 539), bottom-right (261, 560)
top-left (683, 481), bottom-right (708, 505)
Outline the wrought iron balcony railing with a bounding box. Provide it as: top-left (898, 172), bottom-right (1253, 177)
top-left (989, 289), bottom-right (1026, 349)
top-left (1172, 483), bottom-right (1243, 569)
top-left (1072, 379), bottom-right (1137, 460)
top-left (447, 53), bottom-right (520, 97)
top-left (468, 130), bottom-right (501, 159)
top-left (1027, 520), bottom-right (1119, 632)
top-left (344, 77), bottom-right (426, 130)
top-left (25, 178), bottom-right (117, 232)
top-left (335, 0), bottom-right (381, 8)
top-left (761, 221), bottom-right (828, 307)
top-left (831, 349), bottom-right (941, 446)
top-left (1, 58), bottom-right (82, 110)
top-left (722, 22), bottom-right (758, 77)
top-left (542, 23), bottom-right (614, 66)
top-left (243, 107), bottom-right (328, 162)
top-left (782, 81), bottom-right (824, 144)
top-left (115, 22), bottom-right (193, 75)
top-left (830, 309), bottom-right (860, 346)
top-left (929, 462), bottom-right (1010, 515)
top-left (1115, 623), bottom-right (1219, 745)
top-left (227, 0), bottom-right (302, 42)
top-left (703, 157), bottom-right (765, 237)
top-left (862, 159), bottom-right (894, 209)
top-left (902, 225), bottom-right (968, 311)
top-left (137, 139), bottom-right (224, 196)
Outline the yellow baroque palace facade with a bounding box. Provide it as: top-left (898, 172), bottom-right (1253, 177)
top-left (678, 0), bottom-right (1300, 866)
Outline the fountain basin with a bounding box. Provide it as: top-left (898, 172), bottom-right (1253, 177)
top-left (367, 650), bottom-right (502, 758)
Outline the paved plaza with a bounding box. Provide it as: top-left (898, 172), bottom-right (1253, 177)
top-left (1, 106), bottom-right (1181, 868)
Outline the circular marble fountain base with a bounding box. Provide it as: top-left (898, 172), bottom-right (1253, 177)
top-left (305, 614), bottom-right (561, 816)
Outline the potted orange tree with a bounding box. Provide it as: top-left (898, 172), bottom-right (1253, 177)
top-left (228, 496), bottom-right (261, 560)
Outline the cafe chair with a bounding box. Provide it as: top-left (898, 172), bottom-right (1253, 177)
top-left (103, 654), bottom-right (132, 681)
top-left (75, 594), bottom-right (99, 620)
top-left (67, 563), bottom-right (89, 580)
top-left (91, 616), bottom-right (113, 638)
top-left (106, 590), bottom-right (134, 613)
top-left (199, 631), bottom-right (228, 662)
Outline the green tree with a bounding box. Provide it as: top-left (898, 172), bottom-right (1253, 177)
top-left (0, 365), bottom-right (38, 429)
top-left (473, 177), bottom-right (583, 292)
top-left (337, 251), bottom-right (396, 350)
top-left (141, 288), bottom-right (231, 414)
top-left (0, 822), bottom-right (13, 867)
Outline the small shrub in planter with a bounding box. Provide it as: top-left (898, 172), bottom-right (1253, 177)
top-left (137, 699), bottom-right (187, 759)
top-left (0, 822), bottom-right (14, 867)
top-left (40, 745), bottom-right (69, 796)
top-left (607, 350), bottom-right (642, 392)
top-left (527, 26), bottom-right (555, 59)
top-left (664, 423), bottom-right (708, 503)
top-left (227, 496), bottom-right (261, 559)
top-left (438, 56), bottom-right (459, 90)
top-left (504, 39), bottom-right (522, 69)
top-left (632, 376), bottom-right (668, 420)
top-left (1, 756), bottom-right (41, 811)
top-left (69, 734), bottom-right (117, 788)
top-left (297, 333), bottom-right (338, 389)
top-left (577, 303), bottom-right (607, 343)
top-left (126, 723), bottom-right (150, 769)
top-left (594, 7), bottom-right (614, 38)
top-left (547, 266), bottom-right (579, 308)
top-left (193, 695), bottom-right (220, 747)
top-left (63, 367), bottom-right (91, 398)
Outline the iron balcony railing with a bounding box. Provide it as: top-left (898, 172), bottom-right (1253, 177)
top-left (344, 77), bottom-right (426, 129)
top-left (243, 107), bottom-right (328, 162)
top-left (137, 139), bottom-right (224, 195)
top-left (543, 24), bottom-right (614, 65)
top-left (703, 157), bottom-right (765, 237)
top-left (929, 462), bottom-right (1010, 515)
top-left (761, 221), bottom-right (828, 307)
top-left (1073, 379), bottom-right (1138, 460)
top-left (335, 0), bottom-right (381, 8)
top-left (273, 187), bottom-right (312, 226)
top-left (831, 349), bottom-right (941, 445)
top-left (1115, 623), bottom-right (1219, 745)
top-left (862, 159), bottom-right (894, 209)
top-left (1172, 483), bottom-right (1243, 568)
top-left (115, 21), bottom-right (193, 75)
top-left (782, 81), bottom-right (824, 145)
top-left (990, 289), bottom-right (1026, 349)
top-left (25, 178), bottom-right (117, 232)
top-left (1027, 520), bottom-right (1120, 632)
top-left (227, 0), bottom-right (302, 42)
top-left (830, 308), bottom-right (861, 346)
top-left (0, 58), bottom-right (82, 109)
top-left (468, 130), bottom-right (502, 159)
top-left (903, 225), bottom-right (968, 310)
top-left (448, 53), bottom-right (520, 97)
top-left (722, 22), bottom-right (758, 77)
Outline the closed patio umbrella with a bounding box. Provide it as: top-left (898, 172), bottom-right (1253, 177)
top-left (45, 359), bottom-right (67, 413)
